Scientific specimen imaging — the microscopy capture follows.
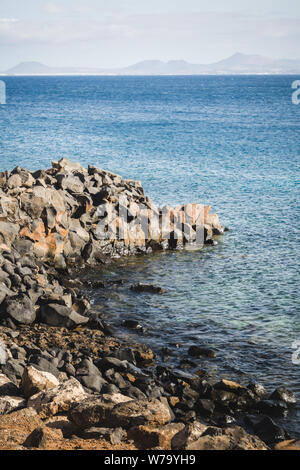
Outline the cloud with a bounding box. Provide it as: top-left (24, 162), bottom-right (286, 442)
top-left (123, 11), bottom-right (300, 39)
top-left (0, 18), bottom-right (19, 23)
top-left (0, 18), bottom-right (131, 46)
top-left (44, 3), bottom-right (63, 14)
top-left (0, 10), bottom-right (299, 58)
top-left (44, 2), bottom-right (92, 16)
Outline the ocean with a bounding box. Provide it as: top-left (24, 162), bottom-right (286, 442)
top-left (0, 75), bottom-right (299, 435)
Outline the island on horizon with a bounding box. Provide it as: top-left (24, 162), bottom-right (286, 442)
top-left (2, 52), bottom-right (300, 76)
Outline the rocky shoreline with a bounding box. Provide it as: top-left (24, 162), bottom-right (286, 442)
top-left (0, 159), bottom-right (298, 450)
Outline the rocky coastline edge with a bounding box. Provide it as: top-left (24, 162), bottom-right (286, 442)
top-left (0, 158), bottom-right (298, 451)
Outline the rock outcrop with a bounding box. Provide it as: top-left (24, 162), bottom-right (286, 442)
top-left (0, 158), bottom-right (223, 263)
top-left (0, 159), bottom-right (223, 329)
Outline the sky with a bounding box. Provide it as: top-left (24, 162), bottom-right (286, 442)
top-left (1, 0), bottom-right (300, 70)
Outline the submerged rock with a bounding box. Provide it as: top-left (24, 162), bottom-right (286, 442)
top-left (256, 399), bottom-right (288, 417)
top-left (252, 416), bottom-right (287, 445)
top-left (130, 284), bottom-right (166, 294)
top-left (247, 382), bottom-right (268, 399)
top-left (269, 387), bottom-right (297, 406)
top-left (188, 346), bottom-right (216, 358)
top-left (122, 320), bottom-right (143, 330)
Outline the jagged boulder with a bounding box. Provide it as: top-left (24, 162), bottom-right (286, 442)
top-left (2, 294), bottom-right (36, 325)
top-left (0, 222), bottom-right (19, 249)
top-left (109, 398), bottom-right (173, 429)
top-left (23, 425), bottom-right (63, 449)
top-left (186, 426), bottom-right (268, 450)
top-left (0, 396), bottom-right (26, 415)
top-left (0, 374), bottom-right (20, 396)
top-left (0, 160), bottom-right (225, 275)
top-left (28, 378), bottom-right (87, 418)
top-left (128, 423), bottom-right (185, 450)
top-left (56, 173), bottom-right (85, 194)
top-left (40, 303), bottom-right (89, 328)
top-left (172, 421), bottom-right (208, 450)
top-left (270, 387), bottom-right (297, 406)
top-left (79, 426), bottom-right (125, 445)
top-left (21, 366), bottom-right (60, 399)
top-left (68, 393), bottom-right (133, 428)
top-left (0, 343), bottom-right (8, 366)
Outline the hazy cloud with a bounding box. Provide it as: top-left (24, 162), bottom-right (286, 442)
top-left (0, 18), bottom-right (19, 23)
top-left (0, 7), bottom-right (299, 68)
top-left (0, 21), bottom-right (133, 46)
top-left (1, 11), bottom-right (299, 47)
top-left (44, 3), bottom-right (64, 14)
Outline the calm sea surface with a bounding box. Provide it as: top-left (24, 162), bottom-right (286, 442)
top-left (0, 75), bottom-right (299, 434)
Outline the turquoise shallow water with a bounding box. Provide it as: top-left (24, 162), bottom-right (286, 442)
top-left (0, 75), bottom-right (299, 434)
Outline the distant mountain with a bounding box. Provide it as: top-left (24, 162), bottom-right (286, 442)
top-left (6, 62), bottom-right (53, 75)
top-left (121, 59), bottom-right (202, 74)
top-left (5, 61), bottom-right (106, 76)
top-left (3, 53), bottom-right (300, 76)
top-left (213, 52), bottom-right (275, 68)
top-left (209, 53), bottom-right (300, 73)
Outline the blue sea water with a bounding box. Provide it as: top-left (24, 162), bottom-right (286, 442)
top-left (0, 75), bottom-right (299, 435)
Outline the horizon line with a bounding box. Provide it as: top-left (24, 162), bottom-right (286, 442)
top-left (1, 73), bottom-right (300, 77)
